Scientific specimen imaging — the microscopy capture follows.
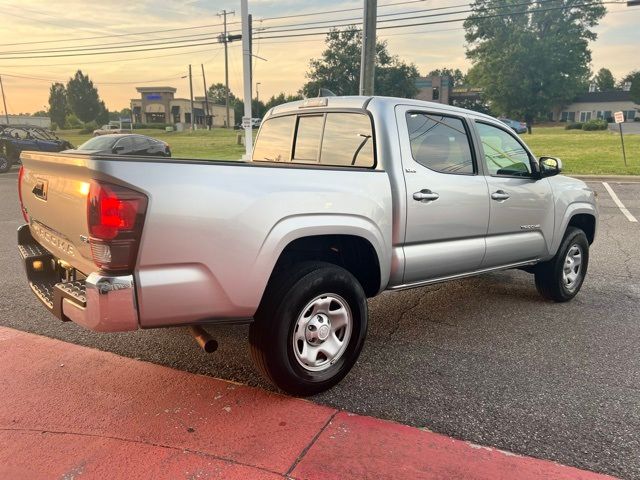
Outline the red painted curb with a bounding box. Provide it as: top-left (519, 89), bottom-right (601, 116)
top-left (0, 327), bottom-right (617, 480)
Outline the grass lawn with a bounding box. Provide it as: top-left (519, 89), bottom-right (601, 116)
top-left (60, 128), bottom-right (247, 160)
top-left (57, 125), bottom-right (640, 175)
top-left (523, 126), bottom-right (639, 175)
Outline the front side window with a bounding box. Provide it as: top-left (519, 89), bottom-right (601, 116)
top-left (476, 122), bottom-right (531, 176)
top-left (320, 113), bottom-right (374, 167)
top-left (406, 112), bottom-right (474, 174)
top-left (252, 115), bottom-right (295, 162)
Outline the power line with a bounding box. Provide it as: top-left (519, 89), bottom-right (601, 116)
top-left (0, 45), bottom-right (224, 68)
top-left (254, 1), bottom-right (619, 40)
top-left (255, 0), bottom-right (600, 36)
top-left (0, 39), bottom-right (223, 60)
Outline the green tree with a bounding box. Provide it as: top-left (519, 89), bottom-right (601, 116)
top-left (302, 27), bottom-right (419, 98)
top-left (464, 0), bottom-right (605, 133)
top-left (47, 82), bottom-right (68, 129)
top-left (66, 70), bottom-right (102, 123)
top-left (593, 68), bottom-right (616, 91)
top-left (96, 101), bottom-right (109, 125)
top-left (427, 68), bottom-right (465, 87)
top-left (627, 71), bottom-right (640, 106)
top-left (208, 82), bottom-right (236, 105)
top-left (264, 93), bottom-right (304, 113)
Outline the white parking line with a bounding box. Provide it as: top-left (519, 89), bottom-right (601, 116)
top-left (602, 182), bottom-right (638, 223)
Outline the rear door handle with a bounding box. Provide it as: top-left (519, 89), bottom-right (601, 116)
top-left (413, 189), bottom-right (439, 202)
top-left (491, 190), bottom-right (510, 201)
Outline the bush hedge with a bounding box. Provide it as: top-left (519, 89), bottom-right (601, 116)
top-left (565, 122), bottom-right (583, 130)
top-left (582, 119), bottom-right (608, 131)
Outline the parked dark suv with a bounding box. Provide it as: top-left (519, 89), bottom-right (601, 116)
top-left (0, 125), bottom-right (73, 173)
top-left (67, 134), bottom-right (171, 157)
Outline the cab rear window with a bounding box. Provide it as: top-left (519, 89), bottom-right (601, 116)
top-left (252, 112), bottom-right (375, 168)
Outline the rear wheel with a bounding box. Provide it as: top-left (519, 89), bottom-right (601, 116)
top-left (534, 227), bottom-right (589, 302)
top-left (249, 261), bottom-right (368, 396)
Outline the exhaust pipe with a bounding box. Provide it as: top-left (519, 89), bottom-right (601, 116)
top-left (189, 326), bottom-right (218, 353)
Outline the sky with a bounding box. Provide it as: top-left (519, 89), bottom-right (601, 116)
top-left (0, 0), bottom-right (638, 115)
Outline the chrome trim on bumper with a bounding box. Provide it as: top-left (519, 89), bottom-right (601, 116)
top-left (18, 224), bottom-right (139, 332)
top-left (62, 273), bottom-right (138, 332)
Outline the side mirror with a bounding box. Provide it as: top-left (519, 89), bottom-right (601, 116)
top-left (537, 156), bottom-right (562, 178)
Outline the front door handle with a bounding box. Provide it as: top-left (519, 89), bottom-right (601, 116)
top-left (413, 189), bottom-right (440, 202)
top-left (491, 190), bottom-right (510, 201)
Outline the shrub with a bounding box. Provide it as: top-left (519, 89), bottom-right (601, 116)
top-left (581, 119), bottom-right (608, 131)
top-left (78, 121), bottom-right (98, 134)
top-left (565, 122), bottom-right (583, 130)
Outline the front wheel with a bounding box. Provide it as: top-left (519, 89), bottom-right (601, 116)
top-left (534, 227), bottom-right (589, 302)
top-left (249, 261), bottom-right (368, 396)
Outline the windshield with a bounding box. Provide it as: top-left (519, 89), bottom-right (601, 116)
top-left (76, 136), bottom-right (118, 151)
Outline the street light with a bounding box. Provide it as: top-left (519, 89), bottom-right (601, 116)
top-left (256, 82), bottom-right (261, 118)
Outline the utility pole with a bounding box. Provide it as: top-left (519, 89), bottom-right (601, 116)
top-left (359, 0), bottom-right (377, 96)
top-left (201, 64), bottom-right (210, 129)
top-left (256, 82), bottom-right (261, 118)
top-left (0, 75), bottom-right (9, 124)
top-left (188, 64), bottom-right (194, 130)
top-left (241, 0), bottom-right (253, 158)
top-left (218, 9), bottom-right (235, 128)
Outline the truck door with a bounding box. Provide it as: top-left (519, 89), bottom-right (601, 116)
top-left (396, 106), bottom-right (490, 284)
top-left (472, 121), bottom-right (554, 267)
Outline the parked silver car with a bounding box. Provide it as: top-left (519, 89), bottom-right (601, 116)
top-left (17, 96), bottom-right (596, 395)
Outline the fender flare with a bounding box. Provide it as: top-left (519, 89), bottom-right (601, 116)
top-left (550, 202), bottom-right (597, 256)
top-left (249, 213), bottom-right (391, 300)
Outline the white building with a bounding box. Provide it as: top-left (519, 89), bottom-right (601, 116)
top-left (552, 91), bottom-right (638, 123)
top-left (2, 115), bottom-right (51, 128)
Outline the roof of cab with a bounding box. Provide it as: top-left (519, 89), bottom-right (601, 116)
top-left (265, 95), bottom-right (496, 123)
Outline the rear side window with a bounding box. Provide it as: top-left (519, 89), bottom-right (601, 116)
top-left (321, 113), bottom-right (374, 167)
top-left (406, 112), bottom-right (474, 174)
top-left (252, 115), bottom-right (295, 162)
top-left (253, 112), bottom-right (375, 168)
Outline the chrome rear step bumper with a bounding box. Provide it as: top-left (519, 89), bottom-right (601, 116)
top-left (18, 224), bottom-right (139, 332)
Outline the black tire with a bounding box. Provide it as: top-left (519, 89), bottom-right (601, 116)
top-left (249, 261), bottom-right (368, 396)
top-left (534, 227), bottom-right (589, 302)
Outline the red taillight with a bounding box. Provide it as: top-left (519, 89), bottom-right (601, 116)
top-left (17, 165), bottom-right (29, 223)
top-left (87, 181), bottom-right (147, 272)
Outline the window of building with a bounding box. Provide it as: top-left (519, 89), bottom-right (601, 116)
top-left (432, 87), bottom-right (440, 101)
top-left (625, 110), bottom-right (636, 121)
top-left (406, 112), bottom-right (474, 175)
top-left (560, 111), bottom-right (576, 122)
top-left (476, 122), bottom-right (531, 177)
top-left (292, 115), bottom-right (324, 162)
top-left (320, 113), bottom-right (374, 167)
top-left (604, 111), bottom-right (612, 122)
top-left (579, 111), bottom-right (592, 122)
top-left (146, 112), bottom-right (166, 124)
top-left (184, 113), bottom-right (191, 124)
top-left (252, 115), bottom-right (295, 162)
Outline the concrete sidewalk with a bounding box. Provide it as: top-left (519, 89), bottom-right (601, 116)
top-left (0, 327), bottom-right (616, 480)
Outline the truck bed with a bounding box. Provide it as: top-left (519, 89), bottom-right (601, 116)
top-left (19, 151), bottom-right (393, 328)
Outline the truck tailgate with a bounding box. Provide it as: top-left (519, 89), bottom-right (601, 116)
top-left (20, 152), bottom-right (96, 275)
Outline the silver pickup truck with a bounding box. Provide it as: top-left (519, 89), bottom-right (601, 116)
top-left (17, 96), bottom-right (597, 395)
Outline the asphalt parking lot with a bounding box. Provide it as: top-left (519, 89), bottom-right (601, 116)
top-left (1, 169), bottom-right (639, 479)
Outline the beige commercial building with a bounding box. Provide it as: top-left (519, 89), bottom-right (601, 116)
top-left (130, 87), bottom-right (234, 128)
